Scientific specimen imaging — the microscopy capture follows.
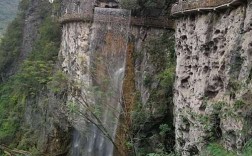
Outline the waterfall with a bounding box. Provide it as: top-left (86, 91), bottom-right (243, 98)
top-left (65, 7), bottom-right (131, 156)
top-left (83, 8), bottom-right (131, 156)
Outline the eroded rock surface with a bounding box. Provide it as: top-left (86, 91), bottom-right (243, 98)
top-left (174, 2), bottom-right (252, 155)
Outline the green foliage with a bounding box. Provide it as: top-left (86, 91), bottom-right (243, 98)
top-left (131, 98), bottom-right (151, 131)
top-left (67, 101), bottom-right (78, 114)
top-left (0, 6), bottom-right (61, 148)
top-left (0, 5), bottom-right (26, 73)
top-left (30, 146), bottom-right (41, 156)
top-left (159, 67), bottom-right (175, 89)
top-left (159, 124), bottom-right (171, 136)
top-left (234, 100), bottom-right (245, 110)
top-left (0, 80), bottom-right (26, 143)
top-left (48, 70), bottom-right (68, 94)
top-left (229, 79), bottom-right (241, 93)
top-left (145, 32), bottom-right (175, 72)
top-left (243, 139), bottom-right (252, 156)
top-left (125, 140), bottom-right (134, 149)
top-left (29, 17), bottom-right (61, 61)
top-left (206, 143), bottom-right (236, 156)
top-left (143, 73), bottom-right (153, 87)
top-left (16, 60), bottom-right (54, 94)
top-left (204, 140), bottom-right (252, 156)
top-left (133, 32), bottom-right (176, 155)
top-left (213, 101), bottom-right (224, 111)
top-left (142, 32), bottom-right (175, 114)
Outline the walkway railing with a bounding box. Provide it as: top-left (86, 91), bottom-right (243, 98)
top-left (171, 0), bottom-right (242, 16)
top-left (59, 11), bottom-right (175, 29)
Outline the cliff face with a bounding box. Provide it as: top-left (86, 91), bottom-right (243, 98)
top-left (3, 0), bottom-right (50, 79)
top-left (174, 1), bottom-right (252, 155)
top-left (59, 0), bottom-right (175, 155)
top-left (131, 27), bottom-right (175, 154)
top-left (18, 0), bottom-right (72, 155)
top-left (0, 0), bottom-right (72, 155)
top-left (1, 0), bottom-right (174, 155)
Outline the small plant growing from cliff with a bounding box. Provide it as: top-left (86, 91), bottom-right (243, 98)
top-left (125, 140), bottom-right (134, 149)
top-left (212, 101), bottom-right (224, 113)
top-left (0, 3), bottom-right (61, 150)
top-left (228, 79), bottom-right (242, 98)
top-left (159, 124), bottom-right (171, 136)
top-left (233, 99), bottom-right (245, 110)
top-left (48, 70), bottom-right (68, 94)
top-left (143, 73), bottom-right (153, 87)
top-left (242, 139), bottom-right (252, 155)
top-left (206, 143), bottom-right (236, 156)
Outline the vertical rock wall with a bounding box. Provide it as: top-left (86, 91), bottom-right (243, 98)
top-left (59, 21), bottom-right (92, 131)
top-left (60, 22), bottom-right (91, 86)
top-left (174, 2), bottom-right (252, 155)
top-left (20, 1), bottom-right (73, 155)
top-left (131, 27), bottom-right (175, 154)
top-left (132, 27), bottom-right (166, 105)
top-left (3, 0), bottom-right (50, 78)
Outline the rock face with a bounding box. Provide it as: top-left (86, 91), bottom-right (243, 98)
top-left (132, 27), bottom-right (166, 105)
top-left (59, 18), bottom-right (93, 156)
top-left (24, 93), bottom-right (71, 155)
top-left (60, 22), bottom-right (91, 88)
top-left (18, 1), bottom-right (72, 155)
top-left (59, 4), bottom-right (175, 153)
top-left (131, 27), bottom-right (175, 154)
top-left (4, 0), bottom-right (51, 78)
top-left (174, 2), bottom-right (252, 155)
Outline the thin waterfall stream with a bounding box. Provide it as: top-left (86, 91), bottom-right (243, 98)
top-left (70, 7), bottom-right (131, 156)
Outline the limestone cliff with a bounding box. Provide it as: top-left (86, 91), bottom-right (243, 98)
top-left (174, 1), bottom-right (252, 155)
top-left (0, 0), bottom-right (175, 155)
top-left (131, 27), bottom-right (175, 154)
top-left (58, 0), bottom-right (176, 155)
top-left (0, 0), bottom-right (72, 155)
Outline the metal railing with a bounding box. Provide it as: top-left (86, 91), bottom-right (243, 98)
top-left (171, 0), bottom-right (242, 16)
top-left (59, 12), bottom-right (175, 29)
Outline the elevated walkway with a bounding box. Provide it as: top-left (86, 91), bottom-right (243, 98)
top-left (171, 0), bottom-right (243, 17)
top-left (131, 17), bottom-right (175, 29)
top-left (59, 13), bottom-right (175, 29)
top-left (59, 12), bottom-right (93, 24)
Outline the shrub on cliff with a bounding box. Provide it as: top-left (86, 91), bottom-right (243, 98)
top-left (0, 15), bottom-right (61, 150)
